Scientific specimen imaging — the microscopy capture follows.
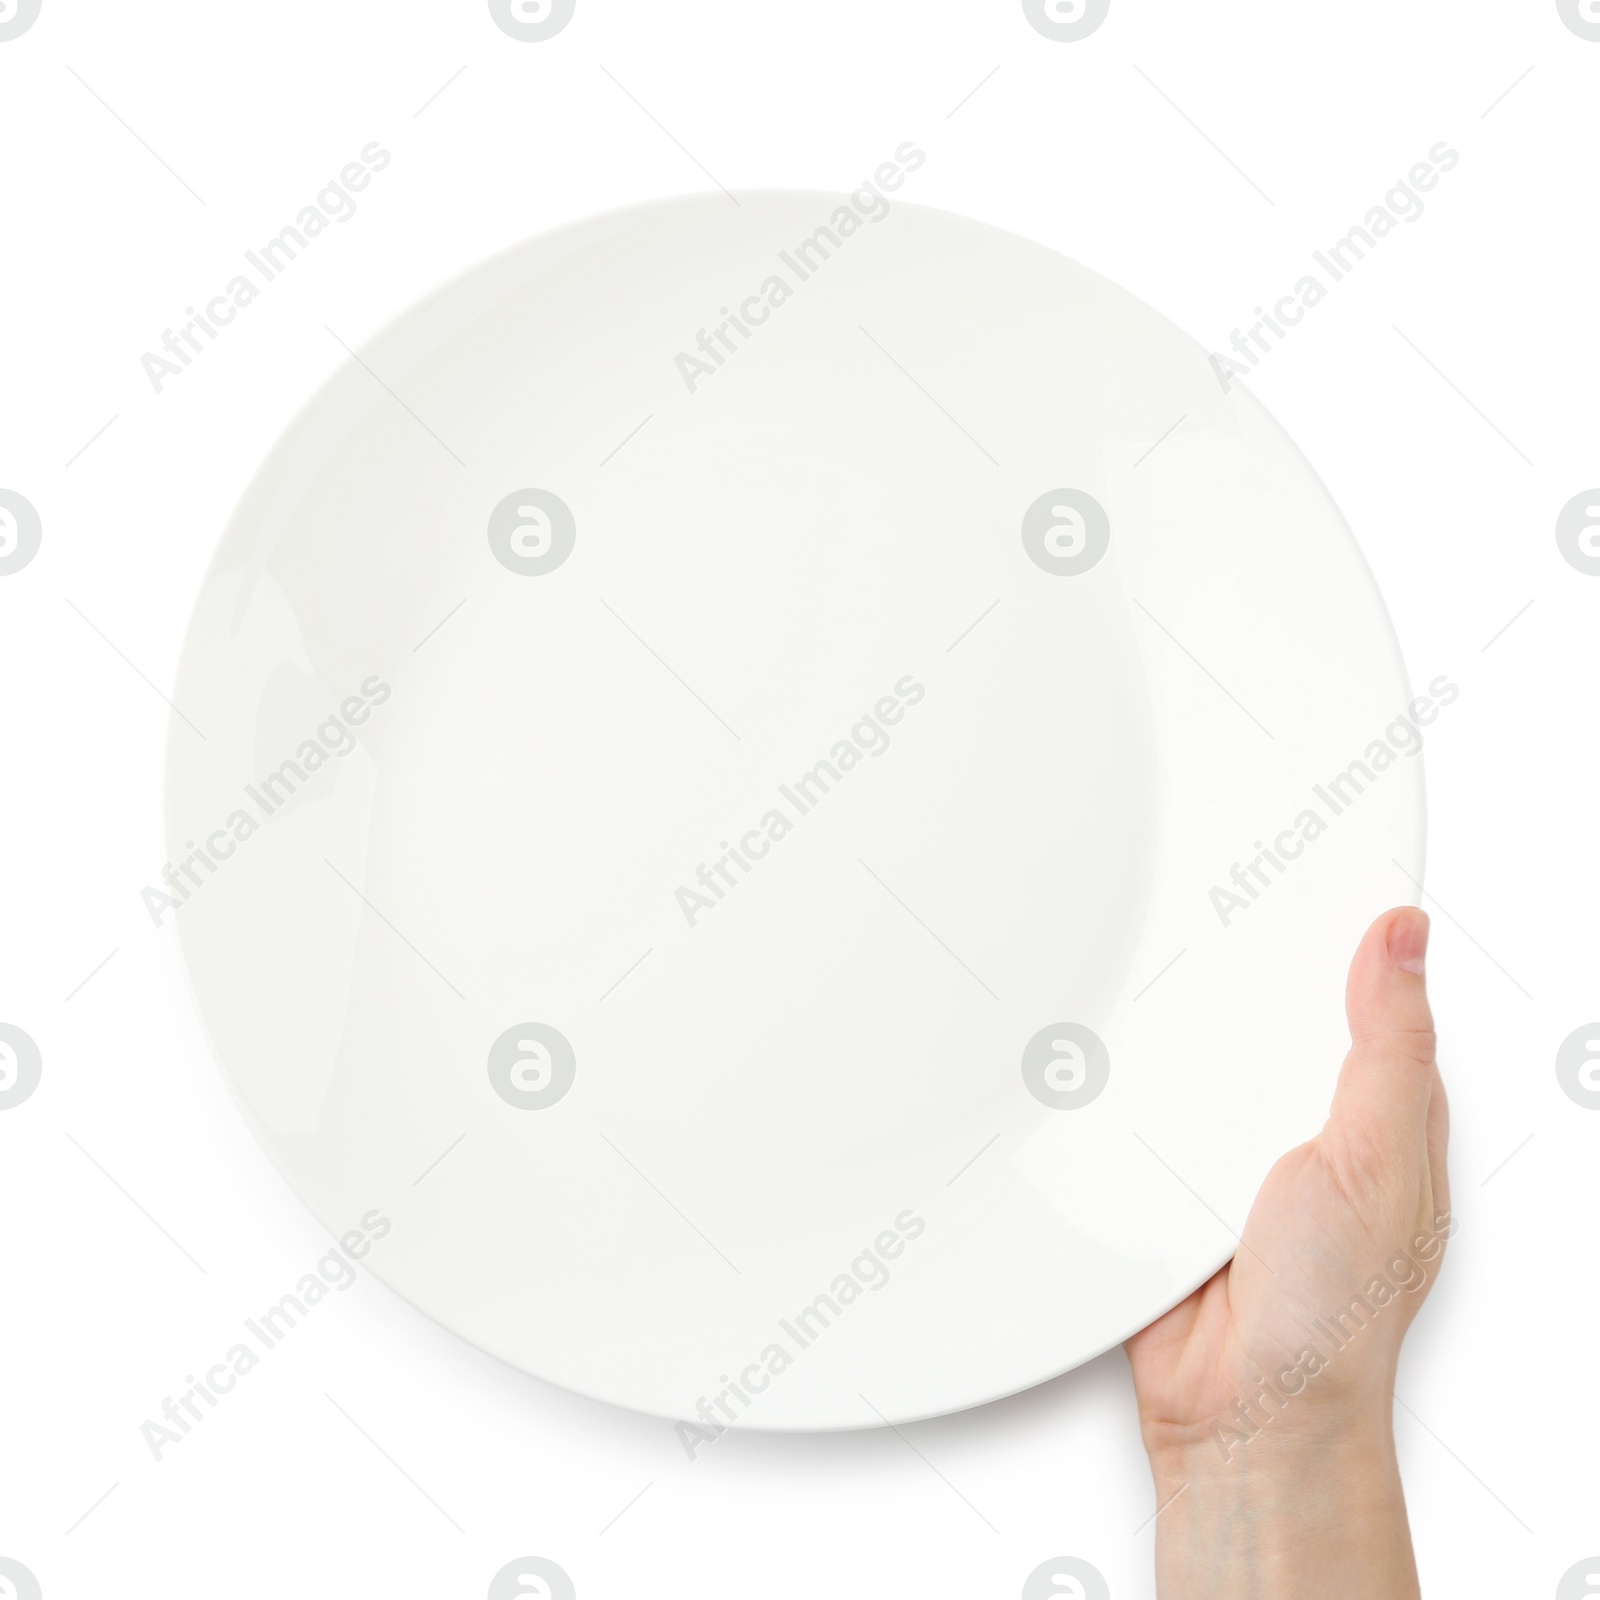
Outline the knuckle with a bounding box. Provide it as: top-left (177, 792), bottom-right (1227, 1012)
top-left (1351, 1026), bottom-right (1437, 1067)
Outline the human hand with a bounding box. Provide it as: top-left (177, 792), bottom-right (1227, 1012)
top-left (1124, 906), bottom-right (1448, 1598)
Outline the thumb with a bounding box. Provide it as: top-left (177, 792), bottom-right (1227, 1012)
top-left (1330, 906), bottom-right (1436, 1138)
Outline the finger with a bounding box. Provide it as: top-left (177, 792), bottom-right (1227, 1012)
top-left (1330, 906), bottom-right (1436, 1140)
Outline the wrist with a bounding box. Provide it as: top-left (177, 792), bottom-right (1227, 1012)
top-left (1143, 1410), bottom-right (1416, 1599)
top-left (1143, 1387), bottom-right (1397, 1491)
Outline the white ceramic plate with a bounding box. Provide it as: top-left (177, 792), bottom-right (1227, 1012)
top-left (166, 192), bottom-right (1427, 1430)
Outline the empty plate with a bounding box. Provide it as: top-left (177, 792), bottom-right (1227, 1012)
top-left (165, 192), bottom-right (1426, 1429)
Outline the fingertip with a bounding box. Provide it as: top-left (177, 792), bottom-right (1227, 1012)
top-left (1334, 906), bottom-right (1438, 1138)
top-left (1387, 906), bottom-right (1429, 977)
top-left (1345, 905), bottom-right (1435, 1045)
top-left (1348, 906), bottom-right (1429, 991)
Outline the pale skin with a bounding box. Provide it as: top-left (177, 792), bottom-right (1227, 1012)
top-left (1126, 906), bottom-right (1447, 1597)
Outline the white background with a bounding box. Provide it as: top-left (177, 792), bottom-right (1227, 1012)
top-left (2, 1), bottom-right (1597, 1596)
